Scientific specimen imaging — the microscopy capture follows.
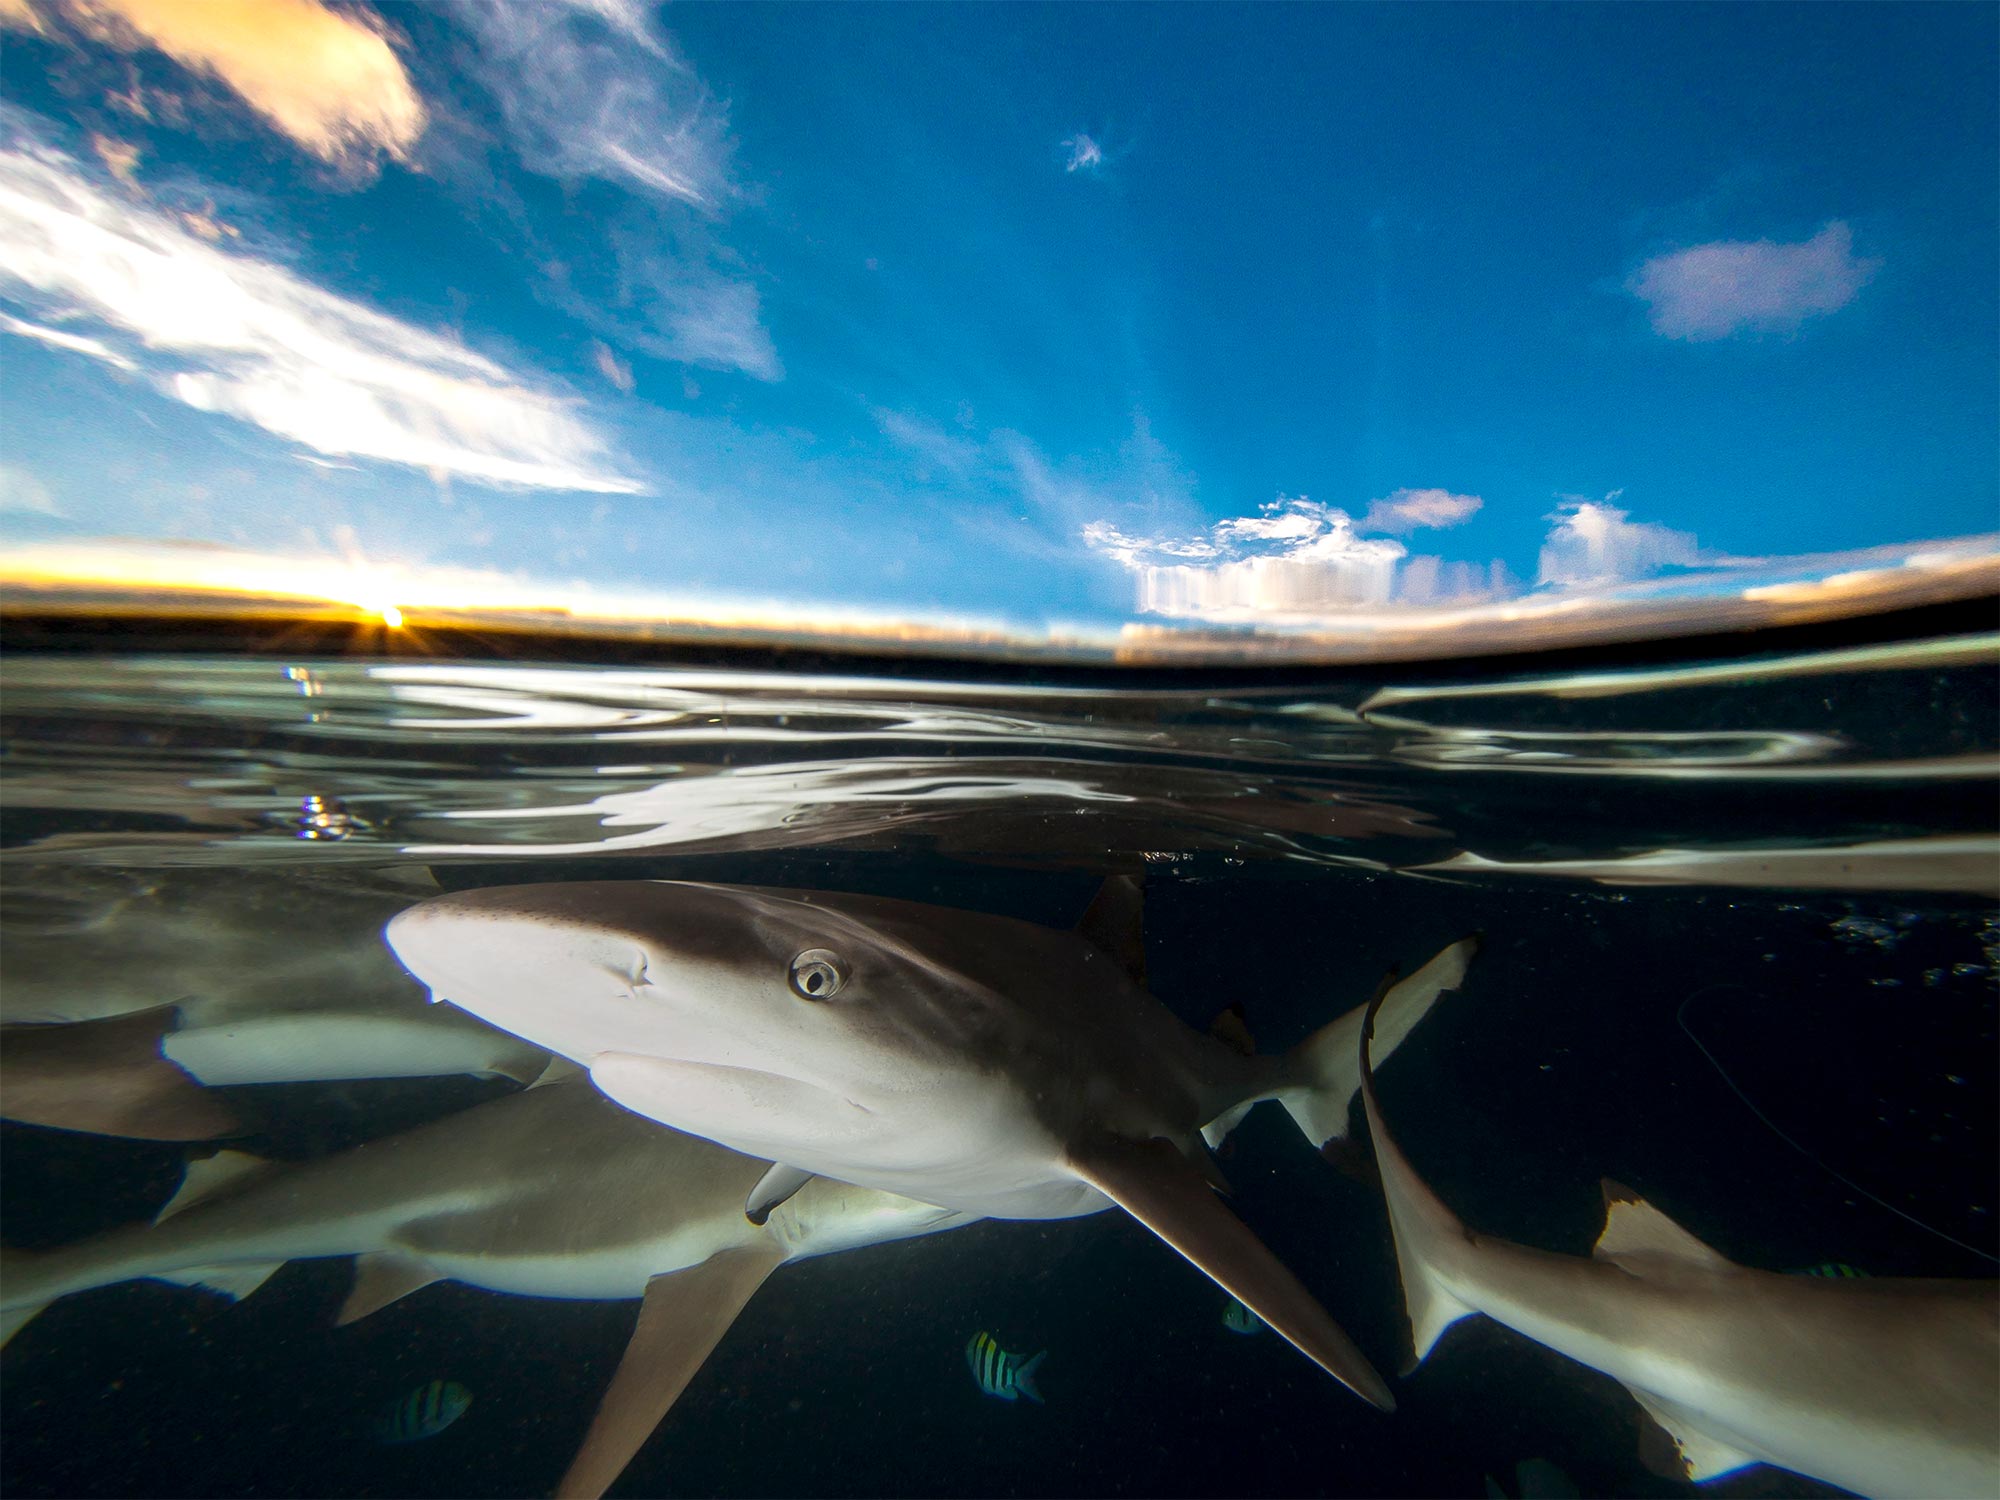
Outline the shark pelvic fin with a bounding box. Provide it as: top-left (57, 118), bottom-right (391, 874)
top-left (336, 1253), bottom-right (442, 1327)
top-left (1065, 1131), bottom-right (1393, 1411)
top-left (0, 1006), bottom-right (243, 1141)
top-left (744, 1162), bottom-right (814, 1225)
top-left (528, 1055), bottom-right (588, 1090)
top-left (1593, 1182), bottom-right (1734, 1274)
top-left (556, 1244), bottom-right (787, 1500)
top-left (156, 1150), bottom-right (270, 1224)
top-left (1076, 874), bottom-right (1147, 988)
top-left (1625, 1387), bottom-right (1762, 1482)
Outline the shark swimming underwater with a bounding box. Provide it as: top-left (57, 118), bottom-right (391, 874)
top-left (0, 867), bottom-right (547, 1138)
top-left (385, 875), bottom-right (1478, 1410)
top-left (0, 1074), bottom-right (977, 1498)
top-left (1358, 967), bottom-right (2000, 1500)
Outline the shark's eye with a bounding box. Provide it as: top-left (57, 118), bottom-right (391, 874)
top-left (788, 948), bottom-right (846, 1000)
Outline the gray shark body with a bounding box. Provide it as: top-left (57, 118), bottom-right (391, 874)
top-left (1359, 972), bottom-right (2000, 1500)
top-left (2, 1076), bottom-right (972, 1496)
top-left (1, 867), bottom-right (546, 1136)
top-left (385, 877), bottom-right (1471, 1409)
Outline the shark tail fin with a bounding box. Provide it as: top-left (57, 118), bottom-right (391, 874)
top-left (1013, 1350), bottom-right (1047, 1405)
top-left (0, 1006), bottom-right (243, 1141)
top-left (1357, 946), bottom-right (1481, 1374)
top-left (1275, 937), bottom-right (1479, 1150)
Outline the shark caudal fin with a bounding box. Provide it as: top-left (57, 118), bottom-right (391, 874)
top-left (1258, 936), bottom-right (1479, 1152)
top-left (0, 1006), bottom-right (242, 1141)
top-left (1013, 1350), bottom-right (1047, 1405)
top-left (1067, 1132), bottom-right (1394, 1411)
top-left (1357, 951), bottom-right (1482, 1374)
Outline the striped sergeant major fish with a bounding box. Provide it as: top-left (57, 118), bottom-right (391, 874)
top-left (965, 1331), bottom-right (1046, 1404)
top-left (1222, 1295), bottom-right (1264, 1334)
top-left (377, 1380), bottom-right (471, 1444)
top-left (1793, 1262), bottom-right (1871, 1280)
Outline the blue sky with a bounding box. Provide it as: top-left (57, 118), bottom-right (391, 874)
top-left (0, 1), bottom-right (1993, 634)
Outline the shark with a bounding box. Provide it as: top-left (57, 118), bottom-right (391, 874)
top-left (385, 874), bottom-right (1479, 1411)
top-left (0, 1073), bottom-right (977, 1499)
top-left (1358, 962), bottom-right (2000, 1499)
top-left (1, 866), bottom-right (547, 1138)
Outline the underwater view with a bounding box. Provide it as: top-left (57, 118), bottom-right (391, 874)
top-left (1, 2), bottom-right (1996, 1496)
top-left (1, 609), bottom-right (1995, 1498)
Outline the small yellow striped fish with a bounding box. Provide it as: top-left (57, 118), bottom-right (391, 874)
top-left (376, 1379), bottom-right (472, 1444)
top-left (1221, 1294), bottom-right (1264, 1335)
top-left (965, 1330), bottom-right (1045, 1403)
top-left (1791, 1261), bottom-right (1871, 1279)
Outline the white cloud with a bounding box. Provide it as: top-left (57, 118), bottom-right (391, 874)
top-left (7, 0), bottom-right (425, 176)
top-left (447, 0), bottom-right (728, 207)
top-left (0, 462), bottom-right (62, 516)
top-left (1063, 134), bottom-right (1104, 174)
top-left (1537, 499), bottom-right (1701, 586)
top-left (1360, 486), bottom-right (1482, 534)
top-left (1086, 496), bottom-right (1409, 618)
top-left (1628, 221), bottom-right (1880, 341)
top-left (0, 130), bottom-right (641, 493)
top-left (2, 309), bottom-right (136, 368)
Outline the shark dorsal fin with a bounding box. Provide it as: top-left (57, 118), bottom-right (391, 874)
top-left (336, 1252), bottom-right (442, 1327)
top-left (1076, 875), bottom-right (1146, 988)
top-left (1593, 1181), bottom-right (1733, 1272)
top-left (556, 1245), bottom-right (787, 1499)
top-left (155, 1150), bottom-right (268, 1224)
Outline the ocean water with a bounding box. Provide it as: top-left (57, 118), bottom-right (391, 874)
top-left (1, 607), bottom-right (1994, 1499)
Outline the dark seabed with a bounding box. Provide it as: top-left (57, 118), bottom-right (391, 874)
top-left (1, 612), bottom-right (1994, 1499)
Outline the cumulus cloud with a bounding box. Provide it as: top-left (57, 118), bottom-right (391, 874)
top-left (1628, 221), bottom-right (1880, 341)
top-left (6, 0), bottom-right (426, 175)
top-left (447, 0), bottom-right (728, 207)
top-left (1063, 133), bottom-right (1104, 174)
top-left (0, 131), bottom-right (641, 492)
top-left (1086, 497), bottom-right (1410, 617)
top-left (1360, 486), bottom-right (1482, 534)
top-left (1537, 499), bottom-right (1701, 586)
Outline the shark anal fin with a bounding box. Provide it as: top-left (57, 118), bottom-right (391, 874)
top-left (1066, 1132), bottom-right (1394, 1412)
top-left (155, 1261), bottom-right (283, 1302)
top-left (1076, 874), bottom-right (1147, 988)
top-left (0, 1006), bottom-right (242, 1141)
top-left (556, 1244), bottom-right (787, 1500)
top-left (744, 1163), bottom-right (814, 1226)
top-left (336, 1253), bottom-right (442, 1327)
top-left (1625, 1386), bottom-right (1762, 1483)
top-left (156, 1150), bottom-right (270, 1223)
top-left (1594, 1181), bottom-right (1734, 1274)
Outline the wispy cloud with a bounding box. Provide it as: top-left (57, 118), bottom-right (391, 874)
top-left (1360, 486), bottom-right (1482, 534)
top-left (0, 462), bottom-right (63, 516)
top-left (1537, 497), bottom-right (1700, 586)
top-left (447, 0), bottom-right (727, 208)
top-left (1628, 221), bottom-right (1880, 341)
top-left (6, 0), bottom-right (426, 176)
top-left (1063, 133), bottom-right (1105, 174)
top-left (0, 128), bottom-right (641, 492)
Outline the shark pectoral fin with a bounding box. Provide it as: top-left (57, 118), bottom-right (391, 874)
top-left (555, 1244), bottom-right (787, 1500)
top-left (744, 1163), bottom-right (814, 1226)
top-left (155, 1150), bottom-right (270, 1223)
top-left (1066, 1132), bottom-right (1394, 1412)
top-left (336, 1253), bottom-right (442, 1327)
top-left (155, 1262), bottom-right (284, 1302)
top-left (1624, 1387), bottom-right (1762, 1483)
top-left (0, 1007), bottom-right (243, 1141)
top-left (1593, 1181), bottom-right (1735, 1275)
